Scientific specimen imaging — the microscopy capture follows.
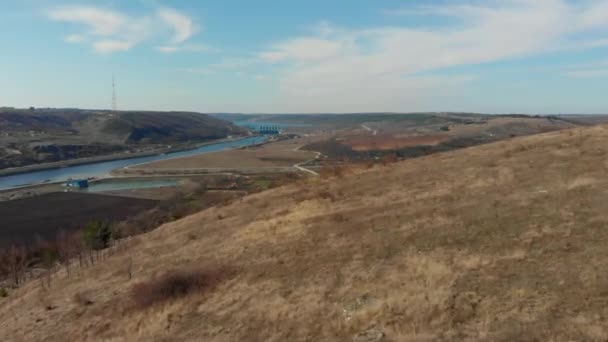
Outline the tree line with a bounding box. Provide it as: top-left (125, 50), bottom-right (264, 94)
top-left (0, 220), bottom-right (115, 290)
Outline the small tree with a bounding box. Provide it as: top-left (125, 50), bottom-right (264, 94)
top-left (56, 230), bottom-right (81, 278)
top-left (35, 237), bottom-right (57, 288)
top-left (4, 244), bottom-right (27, 286)
top-left (40, 247), bottom-right (56, 288)
top-left (83, 221), bottom-right (112, 251)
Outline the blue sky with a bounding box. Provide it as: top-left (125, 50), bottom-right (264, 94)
top-left (1, 0), bottom-right (608, 114)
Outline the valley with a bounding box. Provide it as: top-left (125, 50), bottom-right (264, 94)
top-left (5, 1), bottom-right (608, 340)
top-left (3, 111), bottom-right (608, 341)
top-left (4, 122), bottom-right (608, 340)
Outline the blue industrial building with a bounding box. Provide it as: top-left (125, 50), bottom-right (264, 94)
top-left (65, 179), bottom-right (89, 188)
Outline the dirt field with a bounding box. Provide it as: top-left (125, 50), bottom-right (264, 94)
top-left (307, 115), bottom-right (576, 160)
top-left (5, 125), bottom-right (608, 340)
top-left (0, 192), bottom-right (157, 246)
top-left (129, 137), bottom-right (319, 171)
top-left (444, 116), bottom-right (571, 137)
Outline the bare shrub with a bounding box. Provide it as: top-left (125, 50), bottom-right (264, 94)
top-left (56, 230), bottom-right (83, 278)
top-left (331, 213), bottom-right (346, 223)
top-left (292, 192), bottom-right (312, 203)
top-left (317, 189), bottom-right (336, 202)
top-left (381, 153), bottom-right (398, 166)
top-left (73, 291), bottom-right (94, 306)
top-left (320, 166), bottom-right (347, 179)
top-left (1, 244), bottom-right (28, 286)
top-left (333, 165), bottom-right (346, 178)
top-left (319, 167), bottom-right (334, 179)
top-left (131, 267), bottom-right (232, 309)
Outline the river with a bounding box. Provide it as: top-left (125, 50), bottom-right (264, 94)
top-left (0, 136), bottom-right (265, 190)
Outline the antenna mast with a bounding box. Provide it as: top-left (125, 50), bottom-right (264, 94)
top-left (112, 74), bottom-right (118, 112)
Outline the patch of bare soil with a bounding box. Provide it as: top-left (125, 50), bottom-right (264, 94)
top-left (4, 126), bottom-right (608, 341)
top-left (0, 192), bottom-right (157, 246)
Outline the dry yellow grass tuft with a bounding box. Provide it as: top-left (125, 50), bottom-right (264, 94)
top-left (3, 125), bottom-right (608, 341)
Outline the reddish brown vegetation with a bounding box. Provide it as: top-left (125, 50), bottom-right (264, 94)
top-left (319, 165), bottom-right (347, 179)
top-left (344, 134), bottom-right (449, 151)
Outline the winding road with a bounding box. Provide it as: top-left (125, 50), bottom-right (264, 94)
top-left (292, 146), bottom-right (321, 176)
top-left (361, 124), bottom-right (378, 136)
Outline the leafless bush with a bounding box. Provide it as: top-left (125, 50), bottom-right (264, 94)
top-left (331, 213), bottom-right (346, 223)
top-left (381, 153), bottom-right (398, 166)
top-left (320, 166), bottom-right (347, 179)
top-left (0, 244), bottom-right (28, 286)
top-left (73, 291), bottom-right (94, 306)
top-left (333, 165), bottom-right (346, 178)
top-left (56, 230), bottom-right (83, 278)
top-left (319, 167), bottom-right (334, 179)
top-left (131, 267), bottom-right (232, 309)
top-left (317, 189), bottom-right (336, 202)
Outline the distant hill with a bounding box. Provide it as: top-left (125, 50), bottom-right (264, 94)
top-left (101, 111), bottom-right (245, 144)
top-left (0, 108), bottom-right (247, 169)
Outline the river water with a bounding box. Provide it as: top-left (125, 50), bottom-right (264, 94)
top-left (0, 136), bottom-right (265, 190)
top-left (86, 179), bottom-right (180, 192)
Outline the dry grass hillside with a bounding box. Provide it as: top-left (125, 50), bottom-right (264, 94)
top-left (3, 125), bottom-right (608, 341)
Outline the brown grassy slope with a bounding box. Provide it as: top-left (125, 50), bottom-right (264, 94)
top-left (3, 126), bottom-right (608, 341)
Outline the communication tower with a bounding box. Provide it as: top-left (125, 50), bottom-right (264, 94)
top-left (112, 74), bottom-right (118, 112)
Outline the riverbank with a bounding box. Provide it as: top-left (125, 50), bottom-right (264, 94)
top-left (0, 135), bottom-right (266, 191)
top-left (0, 135), bottom-right (252, 177)
top-left (120, 135), bottom-right (321, 175)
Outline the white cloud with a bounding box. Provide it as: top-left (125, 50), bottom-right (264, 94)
top-left (157, 8), bottom-right (196, 43)
top-left (260, 38), bottom-right (351, 63)
top-left (180, 67), bottom-right (216, 75)
top-left (157, 44), bottom-right (218, 53)
top-left (314, 21), bottom-right (337, 37)
top-left (207, 57), bottom-right (260, 70)
top-left (94, 40), bottom-right (133, 53)
top-left (565, 59), bottom-right (608, 78)
top-left (47, 6), bottom-right (200, 54)
top-left (158, 46), bottom-right (179, 53)
top-left (566, 69), bottom-right (608, 78)
top-left (48, 7), bottom-right (125, 35)
top-left (64, 34), bottom-right (87, 43)
top-left (255, 0), bottom-right (608, 111)
top-left (579, 0), bottom-right (608, 30)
